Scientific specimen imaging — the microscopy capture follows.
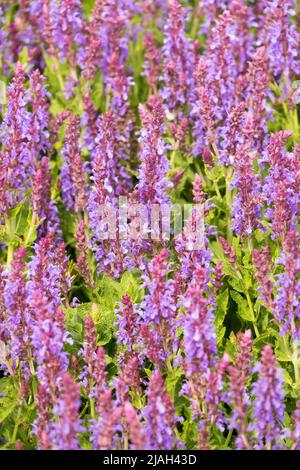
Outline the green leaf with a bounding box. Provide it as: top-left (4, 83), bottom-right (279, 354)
top-left (215, 289), bottom-right (229, 327)
top-left (230, 291), bottom-right (253, 322)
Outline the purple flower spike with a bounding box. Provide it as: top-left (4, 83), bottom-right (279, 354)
top-left (0, 65), bottom-right (30, 215)
top-left (231, 143), bottom-right (263, 237)
top-left (124, 401), bottom-right (148, 450)
top-left (61, 115), bottom-right (88, 212)
top-left (253, 247), bottom-right (273, 309)
top-left (144, 370), bottom-right (179, 450)
top-left (52, 373), bottom-right (82, 450)
top-left (274, 230), bottom-right (300, 338)
top-left (136, 96), bottom-right (169, 205)
top-left (3, 247), bottom-right (30, 377)
top-left (252, 345), bottom-right (285, 449)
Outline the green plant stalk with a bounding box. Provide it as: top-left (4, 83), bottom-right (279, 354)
top-left (291, 321), bottom-right (300, 383)
top-left (11, 405), bottom-right (22, 445)
top-left (245, 289), bottom-right (259, 338)
top-left (225, 168), bottom-right (233, 243)
top-left (24, 213), bottom-right (37, 247)
top-left (5, 217), bottom-right (16, 267)
top-left (224, 428), bottom-right (233, 447)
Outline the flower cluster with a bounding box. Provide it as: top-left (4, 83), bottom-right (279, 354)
top-left (0, 0), bottom-right (299, 452)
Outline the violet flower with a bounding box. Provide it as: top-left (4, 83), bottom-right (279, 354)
top-left (136, 96), bottom-right (169, 205)
top-left (61, 115), bottom-right (88, 212)
top-left (274, 230), bottom-right (300, 338)
top-left (75, 220), bottom-right (93, 288)
top-left (140, 249), bottom-right (177, 356)
top-left (228, 330), bottom-right (253, 449)
top-left (115, 294), bottom-right (140, 353)
top-left (52, 0), bottom-right (86, 66)
top-left (263, 131), bottom-right (297, 238)
top-left (51, 373), bottom-right (83, 450)
top-left (252, 345), bottom-right (285, 449)
top-left (0, 65), bottom-right (30, 215)
top-left (3, 247), bottom-right (31, 377)
top-left (253, 246), bottom-right (273, 309)
top-left (143, 370), bottom-right (179, 450)
top-left (231, 143), bottom-right (263, 237)
top-left (260, 0), bottom-right (300, 79)
top-left (123, 401), bottom-right (148, 450)
top-left (182, 265), bottom-right (217, 395)
top-left (28, 69), bottom-right (50, 162)
top-left (143, 32), bottom-right (161, 95)
top-left (161, 0), bottom-right (193, 115)
top-left (30, 290), bottom-right (71, 402)
top-left (31, 156), bottom-right (60, 237)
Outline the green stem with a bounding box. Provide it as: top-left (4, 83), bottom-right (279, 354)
top-left (291, 322), bottom-right (300, 383)
top-left (5, 217), bottom-right (16, 267)
top-left (245, 289), bottom-right (259, 338)
top-left (11, 406), bottom-right (22, 445)
top-left (225, 169), bottom-right (233, 243)
top-left (225, 428), bottom-right (233, 448)
top-left (24, 213), bottom-right (36, 246)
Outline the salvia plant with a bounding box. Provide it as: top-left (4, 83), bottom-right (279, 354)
top-left (0, 0), bottom-right (299, 451)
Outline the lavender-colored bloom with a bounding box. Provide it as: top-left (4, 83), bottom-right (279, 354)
top-left (75, 220), bottom-right (93, 287)
top-left (143, 370), bottom-right (179, 450)
top-left (82, 0), bottom-right (105, 80)
top-left (28, 69), bottom-right (51, 162)
top-left (100, 0), bottom-right (134, 117)
top-left (228, 330), bottom-right (253, 449)
top-left (3, 247), bottom-right (31, 377)
top-left (253, 246), bottom-right (273, 309)
top-left (61, 115), bottom-right (88, 212)
top-left (263, 131), bottom-right (298, 238)
top-left (228, 1), bottom-right (254, 75)
top-left (34, 384), bottom-right (52, 450)
top-left (27, 233), bottom-right (70, 310)
top-left (0, 263), bottom-right (5, 342)
top-left (182, 265), bottom-right (217, 379)
top-left (115, 294), bottom-right (140, 353)
top-left (136, 96), bottom-right (170, 205)
top-left (81, 93), bottom-right (99, 156)
top-left (246, 47), bottom-right (270, 148)
top-left (260, 0), bottom-right (300, 78)
top-left (88, 112), bottom-right (128, 278)
top-left (181, 264), bottom-right (219, 424)
top-left (139, 323), bottom-right (166, 368)
top-left (231, 143), bottom-right (263, 237)
top-left (0, 65), bottom-right (30, 215)
top-left (191, 60), bottom-right (215, 156)
top-left (31, 157), bottom-right (60, 237)
top-left (143, 32), bottom-right (161, 95)
top-left (0, 5), bottom-right (7, 67)
top-left (140, 249), bottom-right (177, 355)
top-left (206, 11), bottom-right (236, 115)
top-left (51, 373), bottom-right (82, 450)
top-left (161, 0), bottom-right (193, 115)
top-left (52, 0), bottom-right (86, 65)
top-left (80, 316), bottom-right (97, 395)
top-left (220, 101), bottom-right (246, 164)
top-left (30, 290), bottom-right (71, 402)
top-left (92, 397), bottom-right (122, 450)
top-left (175, 174), bottom-right (213, 280)
top-left (252, 345), bottom-right (285, 449)
top-left (288, 402), bottom-right (300, 449)
top-left (115, 356), bottom-right (140, 405)
top-left (123, 401), bottom-right (148, 450)
top-left (274, 230), bottom-right (300, 339)
top-left (91, 349), bottom-right (122, 450)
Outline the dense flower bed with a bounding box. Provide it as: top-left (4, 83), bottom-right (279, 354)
top-left (0, 0), bottom-right (299, 450)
